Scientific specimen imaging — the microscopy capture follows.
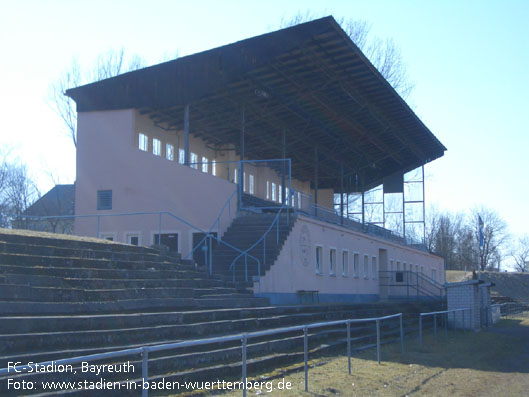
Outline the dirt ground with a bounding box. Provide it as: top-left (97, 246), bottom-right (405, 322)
top-left (218, 317), bottom-right (529, 397)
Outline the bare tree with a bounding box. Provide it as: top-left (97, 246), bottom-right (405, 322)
top-left (511, 235), bottom-right (529, 273)
top-left (471, 207), bottom-right (510, 271)
top-left (280, 12), bottom-right (414, 98)
top-left (48, 48), bottom-right (146, 147)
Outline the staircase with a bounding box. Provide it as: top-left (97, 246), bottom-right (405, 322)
top-left (0, 229), bottom-right (444, 396)
top-left (211, 212), bottom-right (296, 281)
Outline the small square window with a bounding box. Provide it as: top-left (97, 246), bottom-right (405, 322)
top-left (152, 138), bottom-right (161, 156)
top-left (166, 144), bottom-right (174, 161)
top-left (97, 190), bottom-right (112, 210)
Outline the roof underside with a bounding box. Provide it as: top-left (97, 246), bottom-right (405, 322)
top-left (67, 16), bottom-right (446, 191)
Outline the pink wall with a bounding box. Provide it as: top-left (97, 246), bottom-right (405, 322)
top-left (256, 214), bottom-right (445, 302)
top-left (75, 109), bottom-right (237, 254)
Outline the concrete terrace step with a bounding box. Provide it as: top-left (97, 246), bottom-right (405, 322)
top-left (0, 241), bottom-right (179, 263)
top-left (0, 284), bottom-right (250, 302)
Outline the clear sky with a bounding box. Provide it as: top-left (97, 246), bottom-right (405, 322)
top-left (1, 1), bottom-right (528, 248)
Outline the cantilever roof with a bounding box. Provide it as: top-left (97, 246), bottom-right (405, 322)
top-left (67, 16), bottom-right (446, 191)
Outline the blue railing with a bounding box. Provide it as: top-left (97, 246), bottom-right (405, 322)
top-left (2, 209), bottom-right (261, 283)
top-left (228, 191), bottom-right (294, 288)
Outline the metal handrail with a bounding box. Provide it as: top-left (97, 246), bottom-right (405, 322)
top-left (3, 209), bottom-right (260, 283)
top-left (228, 191), bottom-right (293, 285)
top-left (0, 312), bottom-right (404, 397)
top-left (418, 308), bottom-right (471, 347)
top-left (184, 188), bottom-right (237, 273)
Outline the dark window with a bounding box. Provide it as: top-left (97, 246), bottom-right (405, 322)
top-left (97, 190), bottom-right (112, 210)
top-left (130, 236), bottom-right (139, 246)
top-left (154, 233), bottom-right (179, 253)
top-left (396, 272), bottom-right (404, 282)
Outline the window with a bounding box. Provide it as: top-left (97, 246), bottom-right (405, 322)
top-left (97, 190), bottom-right (112, 210)
top-left (372, 257), bottom-right (377, 279)
top-left (389, 260), bottom-right (394, 272)
top-left (166, 144), bottom-right (174, 161)
top-left (178, 148), bottom-right (185, 164)
top-left (297, 191), bottom-right (302, 209)
top-left (152, 138), bottom-right (161, 156)
top-left (243, 172), bottom-right (247, 192)
top-left (342, 251), bottom-right (349, 276)
top-left (138, 133), bottom-right (148, 151)
top-left (278, 185), bottom-right (282, 203)
top-left (190, 152), bottom-right (198, 169)
top-left (234, 168), bottom-right (238, 184)
top-left (127, 234), bottom-right (140, 246)
top-left (329, 248), bottom-right (336, 275)
top-left (202, 156), bottom-right (208, 173)
top-left (316, 246), bottom-right (323, 274)
top-left (212, 160), bottom-right (216, 176)
top-left (266, 181), bottom-right (270, 200)
top-left (271, 183), bottom-right (276, 201)
top-left (432, 269), bottom-right (437, 282)
top-left (403, 263), bottom-right (407, 272)
top-left (396, 261), bottom-right (401, 271)
top-left (353, 253), bottom-right (359, 277)
top-left (249, 174), bottom-right (255, 194)
top-left (363, 255), bottom-right (369, 279)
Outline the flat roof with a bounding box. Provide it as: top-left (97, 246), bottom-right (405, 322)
top-left (67, 16), bottom-right (446, 191)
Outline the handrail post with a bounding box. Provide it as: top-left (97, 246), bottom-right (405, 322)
top-left (244, 255), bottom-right (248, 282)
top-left (433, 314), bottom-right (437, 344)
top-left (376, 319), bottom-right (381, 364)
top-left (419, 315), bottom-right (423, 348)
top-left (242, 334), bottom-right (247, 397)
top-left (347, 321), bottom-right (351, 375)
top-left (304, 326), bottom-right (309, 392)
top-left (209, 235), bottom-right (213, 276)
top-left (142, 347), bottom-right (149, 397)
top-left (158, 212), bottom-right (162, 244)
top-left (399, 314), bottom-right (404, 354)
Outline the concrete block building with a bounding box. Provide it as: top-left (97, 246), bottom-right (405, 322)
top-left (66, 16), bottom-right (446, 304)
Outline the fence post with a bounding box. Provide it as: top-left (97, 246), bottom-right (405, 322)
top-left (376, 319), bottom-right (381, 364)
top-left (419, 315), bottom-right (422, 348)
top-left (142, 347), bottom-right (149, 397)
top-left (347, 321), bottom-right (351, 375)
top-left (209, 236), bottom-right (213, 276)
top-left (244, 255), bottom-right (248, 282)
top-left (399, 314), bottom-right (404, 354)
top-left (433, 314), bottom-right (437, 344)
top-left (304, 326), bottom-right (308, 392)
top-left (158, 212), bottom-right (162, 244)
top-left (242, 334), bottom-right (247, 397)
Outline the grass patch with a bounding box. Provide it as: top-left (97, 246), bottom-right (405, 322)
top-left (217, 317), bottom-right (529, 396)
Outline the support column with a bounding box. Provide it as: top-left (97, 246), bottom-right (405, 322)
top-left (184, 104), bottom-right (190, 166)
top-left (281, 129), bottom-right (286, 205)
top-left (340, 163), bottom-right (344, 225)
top-left (314, 146), bottom-right (318, 216)
top-left (239, 105), bottom-right (245, 210)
